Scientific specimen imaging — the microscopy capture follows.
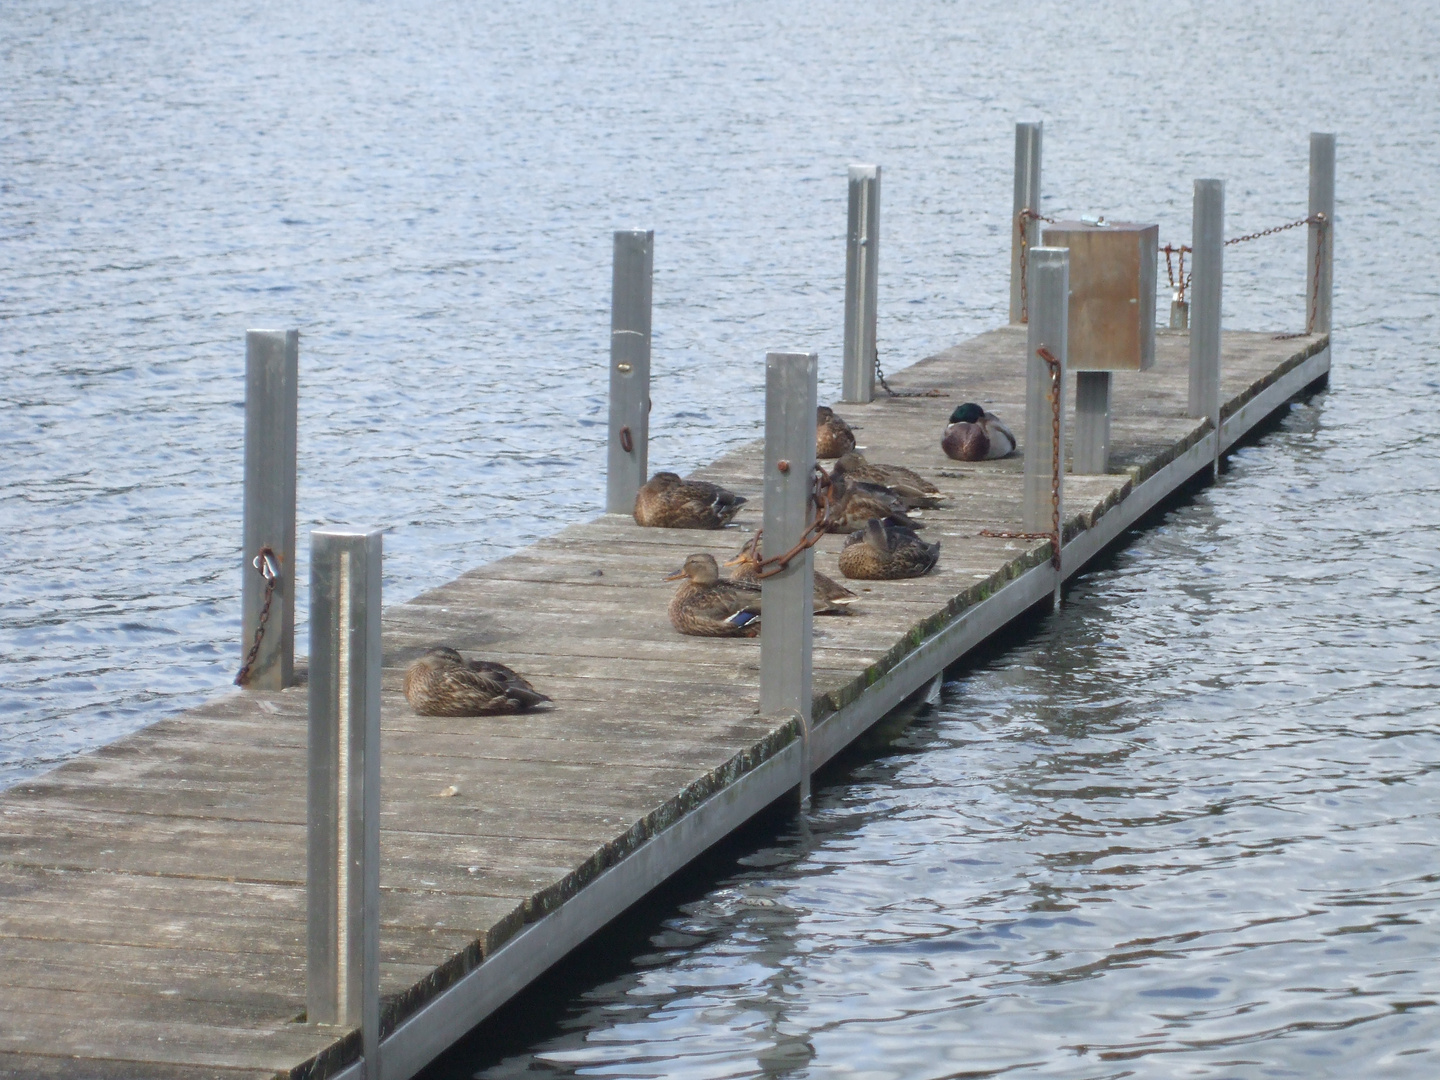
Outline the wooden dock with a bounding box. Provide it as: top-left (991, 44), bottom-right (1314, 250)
top-left (0, 326), bottom-right (1329, 1079)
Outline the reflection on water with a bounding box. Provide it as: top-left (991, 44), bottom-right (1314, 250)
top-left (3, 0), bottom-right (1439, 1074)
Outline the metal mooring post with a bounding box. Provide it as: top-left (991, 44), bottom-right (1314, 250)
top-left (1008, 121), bottom-right (1043, 325)
top-left (240, 329), bottom-right (298, 690)
top-left (1307, 133), bottom-right (1335, 335)
top-left (842, 165), bottom-right (880, 404)
top-left (307, 527), bottom-right (383, 1080)
top-left (1072, 372), bottom-right (1111, 475)
top-left (760, 352), bottom-right (817, 807)
top-left (1189, 179), bottom-right (1225, 479)
top-left (606, 230), bottom-right (653, 514)
top-left (1024, 248), bottom-right (1067, 611)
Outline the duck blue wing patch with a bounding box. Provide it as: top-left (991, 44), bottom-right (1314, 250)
top-left (724, 610), bottom-right (761, 629)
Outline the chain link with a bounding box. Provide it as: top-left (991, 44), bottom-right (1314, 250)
top-left (874, 348), bottom-right (945, 398)
top-left (980, 346), bottom-right (1063, 573)
top-left (1016, 208), bottom-right (1059, 324)
top-left (235, 547), bottom-right (280, 686)
top-left (750, 467), bottom-right (835, 580)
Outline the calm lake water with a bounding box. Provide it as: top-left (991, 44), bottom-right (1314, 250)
top-left (3, 1), bottom-right (1437, 1076)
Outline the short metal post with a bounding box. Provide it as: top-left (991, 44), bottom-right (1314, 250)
top-left (1024, 248), bottom-right (1067, 609)
top-left (1169, 299), bottom-right (1189, 330)
top-left (1073, 371), bottom-right (1111, 474)
top-left (842, 165), bottom-right (880, 404)
top-left (760, 352), bottom-right (817, 806)
top-left (1189, 180), bottom-right (1224, 479)
top-left (240, 330), bottom-right (298, 690)
top-left (606, 230), bottom-right (653, 514)
top-left (307, 527), bottom-right (383, 1080)
top-left (1009, 121), bottom-right (1043, 325)
top-left (1307, 132), bottom-right (1335, 335)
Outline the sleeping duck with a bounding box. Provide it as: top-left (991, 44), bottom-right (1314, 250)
top-left (816, 405), bottom-right (857, 459)
top-left (403, 647), bottom-right (551, 716)
top-left (824, 471), bottom-right (924, 533)
top-left (665, 553), bottom-right (762, 637)
top-left (634, 472), bottom-right (747, 529)
top-left (838, 518), bottom-right (941, 580)
top-left (941, 402), bottom-right (1016, 461)
top-left (832, 451), bottom-right (944, 509)
top-left (724, 537), bottom-right (858, 615)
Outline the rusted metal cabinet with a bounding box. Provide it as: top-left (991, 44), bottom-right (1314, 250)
top-left (1041, 221), bottom-right (1158, 371)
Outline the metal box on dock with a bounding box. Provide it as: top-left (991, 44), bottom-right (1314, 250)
top-left (1041, 220), bottom-right (1159, 371)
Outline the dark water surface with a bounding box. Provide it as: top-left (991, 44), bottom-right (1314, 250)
top-left (3, 0), bottom-right (1438, 1076)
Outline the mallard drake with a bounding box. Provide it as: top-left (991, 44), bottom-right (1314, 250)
top-left (838, 518), bottom-right (941, 580)
top-left (634, 472), bottom-right (747, 529)
top-left (824, 472), bottom-right (924, 533)
top-left (724, 538), bottom-right (858, 616)
top-left (816, 405), bottom-right (857, 459)
top-left (403, 647), bottom-right (551, 716)
top-left (665, 553), bottom-right (762, 637)
top-left (941, 402), bottom-right (1016, 461)
top-left (832, 451), bottom-right (944, 508)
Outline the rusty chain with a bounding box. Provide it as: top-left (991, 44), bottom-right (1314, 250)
top-left (875, 348), bottom-right (945, 398)
top-left (234, 547), bottom-right (280, 686)
top-left (1016, 208), bottom-right (1059, 324)
top-left (750, 466), bottom-right (835, 580)
top-left (979, 346), bottom-right (1063, 572)
top-left (1164, 213), bottom-right (1327, 323)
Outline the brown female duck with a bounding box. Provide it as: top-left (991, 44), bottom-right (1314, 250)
top-left (838, 518), bottom-right (941, 580)
top-left (816, 405), bottom-right (857, 459)
top-left (832, 450), bottom-right (944, 508)
top-left (824, 472), bottom-right (924, 533)
top-left (403, 647), bottom-right (551, 716)
top-left (724, 538), bottom-right (858, 616)
top-left (665, 553), bottom-right (762, 637)
top-left (941, 402), bottom-right (1016, 461)
top-left (634, 472), bottom-right (747, 529)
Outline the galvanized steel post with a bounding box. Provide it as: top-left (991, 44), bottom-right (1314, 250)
top-left (1188, 179), bottom-right (1224, 484)
top-left (1307, 132), bottom-right (1335, 335)
top-left (307, 527), bottom-right (383, 1080)
top-left (240, 329), bottom-right (298, 690)
top-left (606, 230), bottom-right (653, 515)
top-left (1072, 371), bottom-right (1111, 475)
top-left (1024, 248), bottom-right (1067, 609)
top-left (842, 165), bottom-right (880, 403)
top-left (1009, 122), bottom-right (1043, 325)
top-left (760, 352), bottom-right (817, 805)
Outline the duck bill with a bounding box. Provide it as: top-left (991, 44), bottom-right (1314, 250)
top-left (662, 567), bottom-right (687, 581)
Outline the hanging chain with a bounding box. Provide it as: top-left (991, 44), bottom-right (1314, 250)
top-left (979, 346), bottom-right (1063, 572)
top-left (1165, 213), bottom-right (1327, 320)
top-left (751, 466), bottom-right (836, 579)
top-left (1016, 208), bottom-right (1058, 324)
top-left (234, 547), bottom-right (280, 686)
top-left (874, 348), bottom-right (945, 398)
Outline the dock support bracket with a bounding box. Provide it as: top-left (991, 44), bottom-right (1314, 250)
top-left (1073, 370), bottom-right (1111, 474)
top-left (1009, 121), bottom-right (1043, 325)
top-left (307, 527), bottom-right (384, 1080)
top-left (760, 351), bottom-right (817, 807)
top-left (240, 329), bottom-right (298, 689)
top-left (606, 230), bottom-right (653, 514)
top-left (842, 164), bottom-right (880, 403)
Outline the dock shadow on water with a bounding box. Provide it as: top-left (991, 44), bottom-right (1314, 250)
top-left (424, 397), bottom-right (1440, 1080)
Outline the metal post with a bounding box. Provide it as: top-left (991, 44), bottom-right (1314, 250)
top-left (1009, 121), bottom-right (1043, 325)
top-left (1024, 248), bottom-right (1067, 610)
top-left (307, 527), bottom-right (383, 1080)
top-left (240, 329), bottom-right (298, 690)
top-left (1073, 371), bottom-right (1111, 474)
top-left (1188, 180), bottom-right (1224, 484)
top-left (1307, 132), bottom-right (1335, 335)
top-left (1170, 299), bottom-right (1189, 330)
top-left (760, 352), bottom-right (817, 806)
top-left (842, 165), bottom-right (880, 404)
top-left (606, 230), bottom-right (653, 514)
